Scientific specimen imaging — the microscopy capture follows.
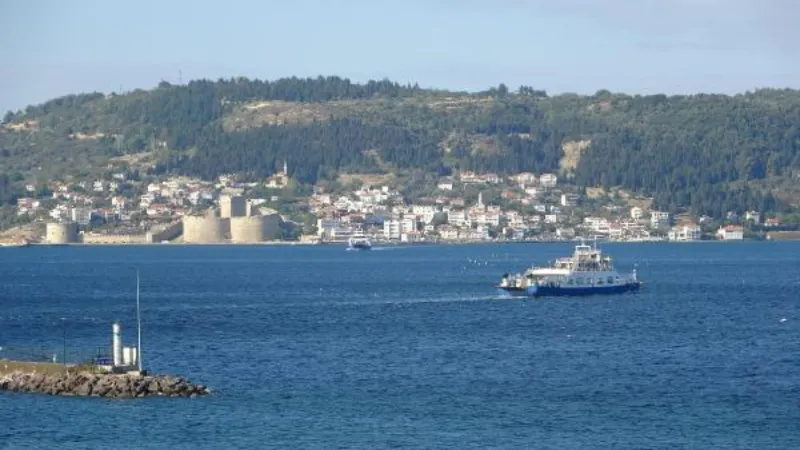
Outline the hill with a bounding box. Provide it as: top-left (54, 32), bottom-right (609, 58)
top-left (2, 76), bottom-right (799, 217)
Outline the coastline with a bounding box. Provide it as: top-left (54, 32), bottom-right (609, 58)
top-left (3, 237), bottom-right (793, 248)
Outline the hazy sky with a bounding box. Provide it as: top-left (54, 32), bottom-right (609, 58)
top-left (1, 0), bottom-right (798, 111)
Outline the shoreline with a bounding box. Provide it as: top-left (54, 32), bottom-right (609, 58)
top-left (2, 238), bottom-right (792, 248)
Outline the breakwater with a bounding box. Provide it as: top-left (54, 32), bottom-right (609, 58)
top-left (0, 365), bottom-right (210, 399)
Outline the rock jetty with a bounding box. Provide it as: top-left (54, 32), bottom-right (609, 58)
top-left (0, 370), bottom-right (210, 399)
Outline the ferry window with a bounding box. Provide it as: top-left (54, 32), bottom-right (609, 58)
top-left (568, 279), bottom-right (574, 285)
top-left (597, 278), bottom-right (604, 285)
top-left (577, 278), bottom-right (583, 285)
top-left (607, 276), bottom-right (614, 284)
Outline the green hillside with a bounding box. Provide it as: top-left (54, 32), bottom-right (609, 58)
top-left (2, 76), bottom-right (799, 217)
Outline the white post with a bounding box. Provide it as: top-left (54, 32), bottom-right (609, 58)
top-left (112, 322), bottom-right (123, 367)
top-left (136, 271), bottom-right (143, 371)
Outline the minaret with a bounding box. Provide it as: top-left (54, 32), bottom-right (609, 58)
top-left (477, 191), bottom-right (484, 208)
top-left (283, 160), bottom-right (288, 177)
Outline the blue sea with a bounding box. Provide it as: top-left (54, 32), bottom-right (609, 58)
top-left (1, 242), bottom-right (798, 449)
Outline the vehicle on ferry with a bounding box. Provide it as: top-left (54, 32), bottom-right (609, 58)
top-left (497, 241), bottom-right (641, 297)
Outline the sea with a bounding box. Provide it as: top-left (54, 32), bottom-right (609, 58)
top-left (0, 241), bottom-right (798, 449)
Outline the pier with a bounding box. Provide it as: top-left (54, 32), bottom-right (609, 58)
top-left (0, 274), bottom-right (210, 399)
top-left (0, 362), bottom-right (209, 398)
top-left (0, 320), bottom-right (210, 399)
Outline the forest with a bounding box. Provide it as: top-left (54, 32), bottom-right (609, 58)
top-left (2, 76), bottom-right (799, 217)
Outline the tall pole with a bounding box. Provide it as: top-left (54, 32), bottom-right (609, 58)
top-left (62, 321), bottom-right (66, 366)
top-left (136, 270), bottom-right (142, 371)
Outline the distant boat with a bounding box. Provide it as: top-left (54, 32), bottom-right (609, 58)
top-left (347, 234), bottom-right (372, 251)
top-left (497, 240), bottom-right (641, 297)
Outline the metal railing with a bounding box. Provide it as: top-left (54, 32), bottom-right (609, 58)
top-left (0, 345), bottom-right (110, 366)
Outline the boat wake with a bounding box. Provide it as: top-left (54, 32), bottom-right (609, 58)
top-left (303, 293), bottom-right (502, 308)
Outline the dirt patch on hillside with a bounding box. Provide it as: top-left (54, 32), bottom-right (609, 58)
top-left (223, 98), bottom-right (390, 131)
top-left (425, 96), bottom-right (493, 113)
top-left (585, 187), bottom-right (653, 209)
top-left (224, 100), bottom-right (338, 130)
top-left (586, 187), bottom-right (606, 199)
top-left (616, 189), bottom-right (653, 209)
top-left (69, 132), bottom-right (105, 140)
top-left (337, 173), bottom-right (396, 187)
top-left (0, 223), bottom-right (44, 243)
top-left (224, 95), bottom-right (496, 132)
top-left (559, 139), bottom-right (591, 172)
top-left (110, 151), bottom-right (155, 166)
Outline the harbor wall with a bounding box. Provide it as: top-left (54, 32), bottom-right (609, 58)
top-left (146, 221), bottom-right (183, 243)
top-left (0, 362), bottom-right (209, 398)
top-left (766, 231), bottom-right (800, 240)
top-left (82, 233), bottom-right (146, 244)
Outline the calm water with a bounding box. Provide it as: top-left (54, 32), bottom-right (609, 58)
top-left (1, 242), bottom-right (798, 449)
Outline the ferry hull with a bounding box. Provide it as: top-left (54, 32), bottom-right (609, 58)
top-left (498, 282), bottom-right (641, 297)
top-left (348, 243), bottom-right (372, 250)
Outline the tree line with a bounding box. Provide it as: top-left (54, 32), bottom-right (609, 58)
top-left (3, 77), bottom-right (799, 217)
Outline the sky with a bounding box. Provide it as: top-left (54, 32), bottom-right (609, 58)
top-left (1, 0), bottom-right (798, 112)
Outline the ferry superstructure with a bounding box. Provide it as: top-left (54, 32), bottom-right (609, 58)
top-left (498, 241), bottom-right (641, 297)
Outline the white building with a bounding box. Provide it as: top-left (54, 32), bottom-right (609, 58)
top-left (411, 205), bottom-right (438, 224)
top-left (539, 173), bottom-right (557, 188)
top-left (316, 218), bottom-right (341, 238)
top-left (70, 206), bottom-right (92, 225)
top-left (513, 172), bottom-right (538, 187)
top-left (717, 226), bottom-right (744, 240)
top-left (448, 210), bottom-right (468, 227)
top-left (745, 211), bottom-right (761, 225)
top-left (401, 231), bottom-right (423, 243)
top-left (556, 228), bottom-right (575, 239)
top-left (560, 193), bottom-right (579, 207)
top-left (630, 207), bottom-right (643, 220)
top-left (437, 181), bottom-right (453, 191)
top-left (437, 225), bottom-right (459, 240)
top-left (668, 225), bottom-right (702, 241)
top-left (584, 217), bottom-right (610, 233)
top-left (384, 218), bottom-right (416, 240)
top-left (383, 219), bottom-right (401, 240)
top-left (650, 211), bottom-right (671, 228)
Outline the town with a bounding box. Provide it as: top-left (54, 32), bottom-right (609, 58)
top-left (2, 162), bottom-right (787, 246)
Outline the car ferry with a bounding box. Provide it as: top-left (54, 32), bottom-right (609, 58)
top-left (497, 241), bottom-right (641, 297)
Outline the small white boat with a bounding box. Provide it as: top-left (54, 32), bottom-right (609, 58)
top-left (347, 234), bottom-right (372, 251)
